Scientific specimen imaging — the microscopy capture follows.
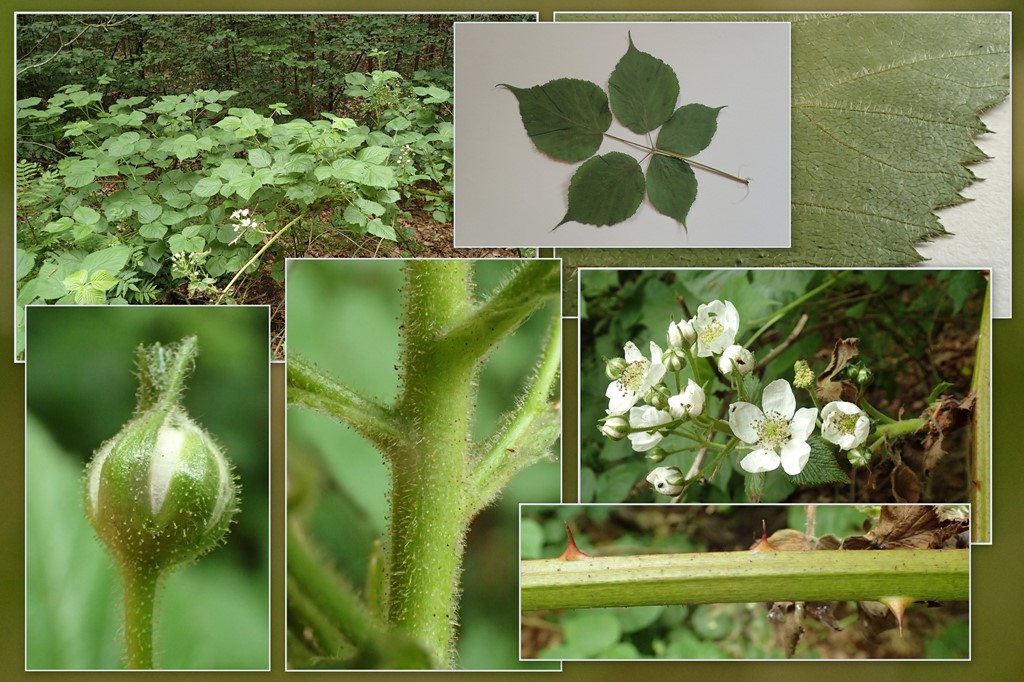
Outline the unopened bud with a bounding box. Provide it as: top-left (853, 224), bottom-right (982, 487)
top-left (605, 356), bottom-right (627, 380)
top-left (84, 338), bottom-right (239, 575)
top-left (599, 416), bottom-right (629, 441)
top-left (645, 447), bottom-right (668, 463)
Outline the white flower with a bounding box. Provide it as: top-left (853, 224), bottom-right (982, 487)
top-left (646, 466), bottom-right (684, 496)
top-left (605, 341), bottom-right (667, 415)
top-left (718, 344), bottom-right (755, 375)
top-left (821, 401), bottom-right (870, 450)
top-left (728, 379), bottom-right (817, 475)
top-left (626, 405), bottom-right (672, 452)
top-left (668, 379), bottom-right (705, 419)
top-left (693, 300), bottom-right (740, 357)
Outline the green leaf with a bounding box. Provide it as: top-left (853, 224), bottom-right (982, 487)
top-left (558, 13), bottom-right (1010, 275)
top-left (72, 205), bottom-right (101, 225)
top-left (608, 34), bottom-right (679, 134)
top-left (137, 203), bottom-right (163, 224)
top-left (357, 146), bottom-right (391, 165)
top-left (247, 148), bottom-right (272, 168)
top-left (139, 223), bottom-right (168, 240)
top-left (560, 611), bottom-right (622, 657)
top-left (787, 436), bottom-right (849, 486)
top-left (81, 245), bottom-right (131, 274)
top-left (559, 152), bottom-right (645, 227)
top-left (646, 154), bottom-right (697, 225)
top-left (16, 249), bottom-right (35, 281)
top-left (367, 219), bottom-right (397, 241)
top-left (89, 270), bottom-right (118, 292)
top-left (656, 103), bottom-right (724, 156)
top-left (62, 159), bottom-right (97, 188)
top-left (192, 176), bottom-right (223, 198)
top-left (502, 78), bottom-right (612, 162)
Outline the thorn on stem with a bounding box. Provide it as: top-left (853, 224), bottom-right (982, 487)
top-left (751, 519), bottom-right (776, 553)
top-left (880, 596), bottom-right (913, 636)
top-left (559, 524), bottom-right (590, 561)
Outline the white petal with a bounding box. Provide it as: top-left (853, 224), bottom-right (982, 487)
top-left (728, 402), bottom-right (763, 444)
top-left (780, 439), bottom-right (811, 475)
top-left (791, 407), bottom-right (818, 440)
top-left (740, 448), bottom-right (781, 473)
top-left (605, 382), bottom-right (635, 415)
top-left (623, 341), bottom-right (643, 363)
top-left (761, 379), bottom-right (796, 419)
top-left (628, 430), bottom-right (664, 452)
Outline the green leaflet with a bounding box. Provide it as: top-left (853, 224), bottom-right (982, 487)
top-left (557, 13), bottom-right (1010, 302)
top-left (500, 78), bottom-right (612, 162)
top-left (608, 34), bottom-right (679, 134)
top-left (657, 104), bottom-right (723, 157)
top-left (559, 152), bottom-right (645, 227)
top-left (646, 155), bottom-right (697, 225)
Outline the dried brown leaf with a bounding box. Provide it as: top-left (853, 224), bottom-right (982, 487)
top-left (891, 463), bottom-right (921, 503)
top-left (815, 338), bottom-right (860, 403)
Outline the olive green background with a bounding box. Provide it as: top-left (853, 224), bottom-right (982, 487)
top-left (3, 0), bottom-right (1022, 680)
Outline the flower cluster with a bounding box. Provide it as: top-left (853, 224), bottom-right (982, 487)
top-left (228, 208), bottom-right (269, 245)
top-left (598, 297), bottom-right (875, 498)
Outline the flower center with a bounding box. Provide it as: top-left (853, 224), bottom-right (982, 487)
top-left (830, 412), bottom-right (859, 434)
top-left (618, 358), bottom-right (650, 392)
top-left (755, 412), bottom-right (791, 450)
top-left (698, 319), bottom-right (724, 345)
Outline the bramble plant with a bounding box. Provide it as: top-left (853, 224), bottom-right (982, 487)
top-left (502, 34), bottom-right (748, 229)
top-left (597, 282), bottom-right (974, 502)
top-left (83, 337), bottom-right (239, 669)
top-left (15, 76), bottom-right (454, 354)
top-left (287, 259), bottom-right (561, 669)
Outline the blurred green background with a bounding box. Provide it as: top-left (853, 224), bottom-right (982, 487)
top-left (25, 305), bottom-right (270, 669)
top-left (286, 259), bottom-right (560, 670)
top-left (521, 505), bottom-right (968, 660)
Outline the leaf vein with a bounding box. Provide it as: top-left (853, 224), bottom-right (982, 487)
top-left (801, 46), bottom-right (1009, 102)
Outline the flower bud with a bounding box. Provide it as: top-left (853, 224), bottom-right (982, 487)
top-left (668, 379), bottom-right (705, 420)
top-left (599, 416), bottom-right (629, 441)
top-left (646, 466), bottom-right (684, 496)
top-left (718, 344), bottom-right (754, 375)
top-left (663, 348), bottom-right (684, 373)
top-left (84, 338), bottom-right (239, 575)
top-left (605, 356), bottom-right (627, 380)
top-left (645, 447), bottom-right (668, 463)
top-left (793, 359), bottom-right (815, 389)
top-left (646, 384), bottom-right (670, 410)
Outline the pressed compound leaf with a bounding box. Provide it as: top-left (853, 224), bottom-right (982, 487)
top-left (556, 13), bottom-right (1010, 310)
top-left (646, 154), bottom-right (697, 226)
top-left (608, 34), bottom-right (680, 134)
top-left (501, 78), bottom-right (612, 162)
top-left (559, 152), bottom-right (645, 227)
top-left (657, 104), bottom-right (724, 157)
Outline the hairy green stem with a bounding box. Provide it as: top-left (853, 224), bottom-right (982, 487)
top-left (521, 549), bottom-right (968, 611)
top-left (287, 524), bottom-right (384, 653)
top-left (287, 356), bottom-right (403, 454)
top-left (135, 336), bottom-right (198, 413)
top-left (466, 320), bottom-right (561, 516)
top-left (388, 260), bottom-right (475, 667)
top-left (871, 417), bottom-right (927, 441)
top-left (122, 564), bottom-right (158, 669)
